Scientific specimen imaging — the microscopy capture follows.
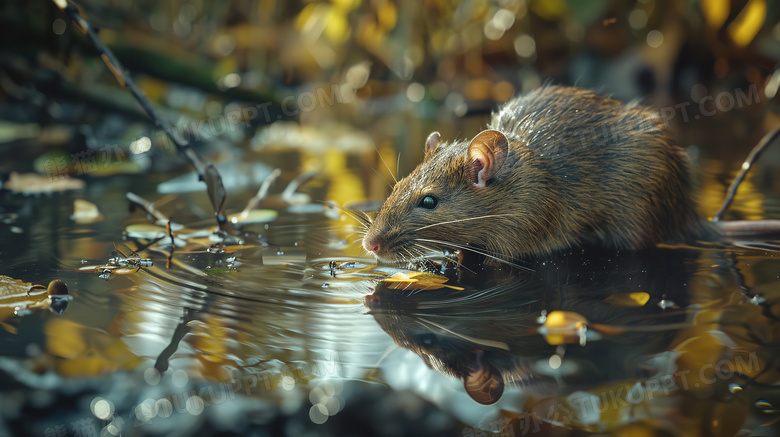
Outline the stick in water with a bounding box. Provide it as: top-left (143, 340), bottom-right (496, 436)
top-left (53, 0), bottom-right (233, 232)
top-left (713, 125), bottom-right (780, 222)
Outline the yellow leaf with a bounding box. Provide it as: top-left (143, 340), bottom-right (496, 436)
top-left (324, 10), bottom-right (350, 44)
top-left (542, 311), bottom-right (589, 345)
top-left (377, 2), bottom-right (397, 30)
top-left (700, 0), bottom-right (730, 31)
top-left (45, 318), bottom-right (87, 359)
top-left (383, 272), bottom-right (461, 290)
top-left (604, 292), bottom-right (650, 307)
top-left (727, 0), bottom-right (766, 47)
top-left (383, 272), bottom-right (414, 282)
top-left (673, 332), bottom-right (727, 390)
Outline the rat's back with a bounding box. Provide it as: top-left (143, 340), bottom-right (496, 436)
top-left (489, 86), bottom-right (713, 251)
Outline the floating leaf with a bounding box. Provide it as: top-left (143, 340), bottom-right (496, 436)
top-left (539, 311), bottom-right (588, 345)
top-left (125, 224), bottom-right (166, 240)
top-left (2, 172), bottom-right (84, 194)
top-left (71, 199), bottom-right (103, 224)
top-left (227, 209), bottom-right (278, 224)
top-left (0, 276), bottom-right (68, 329)
top-left (382, 271), bottom-right (463, 290)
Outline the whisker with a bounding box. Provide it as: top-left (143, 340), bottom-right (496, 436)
top-left (371, 140), bottom-right (398, 185)
top-left (416, 238), bottom-right (505, 258)
top-left (414, 238), bottom-right (534, 272)
top-left (341, 208), bottom-right (371, 227)
top-left (315, 201), bottom-right (372, 227)
top-left (413, 214), bottom-right (515, 232)
top-left (417, 317), bottom-right (510, 350)
top-left (372, 167), bottom-right (394, 190)
top-left (413, 242), bottom-right (478, 275)
top-left (354, 208), bottom-right (373, 225)
top-left (372, 343), bottom-right (399, 367)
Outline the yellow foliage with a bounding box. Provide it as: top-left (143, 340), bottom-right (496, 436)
top-left (727, 0), bottom-right (766, 47)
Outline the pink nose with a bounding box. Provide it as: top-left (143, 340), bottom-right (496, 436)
top-left (364, 238), bottom-right (380, 253)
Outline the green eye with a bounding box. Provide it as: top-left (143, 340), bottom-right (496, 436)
top-left (418, 195), bottom-right (438, 209)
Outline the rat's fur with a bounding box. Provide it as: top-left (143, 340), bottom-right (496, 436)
top-left (364, 86), bottom-right (714, 262)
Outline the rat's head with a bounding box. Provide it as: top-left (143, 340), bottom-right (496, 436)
top-left (363, 129), bottom-right (511, 262)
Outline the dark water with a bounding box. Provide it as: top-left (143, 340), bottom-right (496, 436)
top-left (1, 154), bottom-right (779, 437)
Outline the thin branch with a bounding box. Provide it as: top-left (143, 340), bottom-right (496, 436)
top-left (54, 0), bottom-right (233, 232)
top-left (241, 168), bottom-right (282, 216)
top-left (713, 124), bottom-right (780, 222)
top-left (126, 192), bottom-right (169, 223)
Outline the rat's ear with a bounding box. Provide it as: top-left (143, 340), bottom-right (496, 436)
top-left (468, 130), bottom-right (508, 187)
top-left (463, 354), bottom-right (504, 405)
top-left (424, 131), bottom-right (442, 159)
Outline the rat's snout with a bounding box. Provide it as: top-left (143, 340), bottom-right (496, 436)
top-left (362, 234), bottom-right (381, 253)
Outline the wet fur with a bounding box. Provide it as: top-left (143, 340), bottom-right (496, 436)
top-left (365, 85), bottom-right (715, 262)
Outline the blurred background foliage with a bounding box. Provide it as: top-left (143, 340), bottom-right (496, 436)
top-left (2, 0), bottom-right (778, 171)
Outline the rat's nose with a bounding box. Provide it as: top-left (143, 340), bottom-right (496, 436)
top-left (363, 236), bottom-right (380, 253)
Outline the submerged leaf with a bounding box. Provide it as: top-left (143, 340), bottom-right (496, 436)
top-left (604, 292), bottom-right (650, 307)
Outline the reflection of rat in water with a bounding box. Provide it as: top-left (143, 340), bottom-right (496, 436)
top-left (362, 85), bottom-right (775, 264)
top-left (365, 249), bottom-right (696, 405)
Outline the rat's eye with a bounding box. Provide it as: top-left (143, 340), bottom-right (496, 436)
top-left (418, 195), bottom-right (438, 210)
top-left (417, 333), bottom-right (437, 346)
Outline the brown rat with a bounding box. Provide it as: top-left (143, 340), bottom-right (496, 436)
top-left (362, 85), bottom-right (718, 264)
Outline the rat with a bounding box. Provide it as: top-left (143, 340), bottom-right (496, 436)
top-left (362, 85), bottom-right (769, 264)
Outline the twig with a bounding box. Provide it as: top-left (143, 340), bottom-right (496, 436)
top-left (240, 168), bottom-right (282, 217)
top-left (166, 219), bottom-right (175, 269)
top-left (713, 125), bottom-right (780, 222)
top-left (281, 170), bottom-right (318, 202)
top-left (126, 192), bottom-right (169, 223)
top-left (53, 0), bottom-right (232, 232)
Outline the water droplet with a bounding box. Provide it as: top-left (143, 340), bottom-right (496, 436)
top-left (728, 383), bottom-right (742, 393)
top-left (322, 283), bottom-right (330, 288)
